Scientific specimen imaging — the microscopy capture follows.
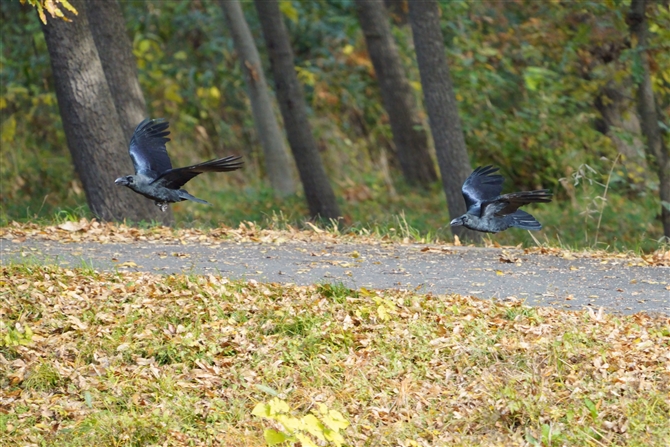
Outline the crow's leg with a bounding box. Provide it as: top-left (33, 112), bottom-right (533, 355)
top-left (154, 202), bottom-right (169, 212)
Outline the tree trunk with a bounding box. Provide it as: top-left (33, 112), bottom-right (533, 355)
top-left (408, 0), bottom-right (480, 242)
top-left (41, 0), bottom-right (170, 223)
top-left (85, 0), bottom-right (173, 225)
top-left (594, 83), bottom-right (648, 185)
top-left (85, 0), bottom-right (146, 142)
top-left (254, 0), bottom-right (341, 220)
top-left (628, 0), bottom-right (670, 238)
top-left (384, 0), bottom-right (409, 25)
top-left (355, 0), bottom-right (437, 188)
top-left (220, 0), bottom-right (297, 197)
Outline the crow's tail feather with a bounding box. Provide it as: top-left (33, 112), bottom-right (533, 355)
top-left (506, 189), bottom-right (553, 204)
top-left (178, 190), bottom-right (211, 205)
top-left (510, 210), bottom-right (542, 230)
top-left (188, 155), bottom-right (244, 173)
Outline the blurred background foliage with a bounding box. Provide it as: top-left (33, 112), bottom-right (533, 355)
top-left (1, 0), bottom-right (669, 251)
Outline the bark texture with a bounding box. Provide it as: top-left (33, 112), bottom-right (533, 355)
top-left (85, 0), bottom-right (147, 142)
top-left (220, 0), bottom-right (297, 197)
top-left (594, 83), bottom-right (648, 184)
top-left (85, 0), bottom-right (173, 225)
top-left (254, 0), bottom-right (341, 219)
top-left (628, 0), bottom-right (670, 238)
top-left (41, 0), bottom-right (170, 223)
top-left (408, 0), bottom-right (480, 241)
top-left (355, 0), bottom-right (437, 187)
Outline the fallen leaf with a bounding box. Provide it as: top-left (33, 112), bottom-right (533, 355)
top-left (58, 220), bottom-right (88, 232)
top-left (118, 261), bottom-right (138, 268)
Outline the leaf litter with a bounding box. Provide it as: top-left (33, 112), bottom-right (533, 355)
top-left (1, 264), bottom-right (669, 446)
top-left (2, 219), bottom-right (669, 265)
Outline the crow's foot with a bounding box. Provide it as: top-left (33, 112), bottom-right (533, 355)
top-left (155, 202), bottom-right (169, 212)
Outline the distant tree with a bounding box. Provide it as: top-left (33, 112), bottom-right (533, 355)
top-left (41, 0), bottom-right (170, 223)
top-left (219, 0), bottom-right (297, 197)
top-left (383, 0), bottom-right (408, 25)
top-left (254, 0), bottom-right (341, 220)
top-left (408, 0), bottom-right (480, 241)
top-left (628, 0), bottom-right (670, 238)
top-left (355, 0), bottom-right (437, 188)
top-left (594, 83), bottom-right (648, 183)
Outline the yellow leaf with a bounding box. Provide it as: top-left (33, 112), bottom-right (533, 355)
top-left (137, 39), bottom-right (152, 54)
top-left (342, 44), bottom-right (354, 55)
top-left (263, 429), bottom-right (290, 445)
top-left (252, 402), bottom-right (271, 418)
top-left (304, 221), bottom-right (323, 233)
top-left (60, 0), bottom-right (78, 15)
top-left (410, 81), bottom-right (422, 92)
top-left (279, 0), bottom-right (299, 23)
top-left (45, 0), bottom-right (57, 17)
top-left (38, 6), bottom-right (47, 24)
top-left (268, 397), bottom-right (290, 415)
top-left (359, 287), bottom-right (375, 297)
top-left (1, 115), bottom-right (16, 143)
top-left (321, 408), bottom-right (349, 431)
top-left (295, 66), bottom-right (316, 86)
top-left (164, 83), bottom-right (183, 104)
top-left (301, 414), bottom-right (326, 440)
top-left (295, 433), bottom-right (319, 447)
top-left (276, 414), bottom-right (301, 431)
top-left (377, 304), bottom-right (388, 321)
top-left (117, 261), bottom-right (138, 268)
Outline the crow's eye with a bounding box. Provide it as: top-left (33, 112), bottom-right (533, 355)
top-left (127, 177), bottom-right (134, 184)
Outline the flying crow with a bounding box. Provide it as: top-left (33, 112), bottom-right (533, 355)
top-left (115, 118), bottom-right (243, 211)
top-left (450, 166), bottom-right (552, 233)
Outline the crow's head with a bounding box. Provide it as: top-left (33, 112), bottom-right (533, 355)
top-left (114, 175), bottom-right (135, 187)
top-left (450, 215), bottom-right (468, 227)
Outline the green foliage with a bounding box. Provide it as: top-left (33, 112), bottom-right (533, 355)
top-left (1, 0), bottom-right (668, 249)
top-left (252, 397), bottom-right (349, 447)
top-left (0, 320), bottom-right (33, 348)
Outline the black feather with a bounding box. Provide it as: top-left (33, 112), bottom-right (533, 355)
top-left (153, 155), bottom-right (245, 190)
top-left (461, 165), bottom-right (504, 211)
top-left (128, 118), bottom-right (172, 179)
top-left (450, 166), bottom-right (552, 233)
top-left (115, 118), bottom-right (243, 212)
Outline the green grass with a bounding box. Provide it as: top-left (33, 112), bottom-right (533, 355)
top-left (1, 169), bottom-right (666, 253)
top-left (2, 264), bottom-right (669, 446)
top-left (2, 112), bottom-right (667, 253)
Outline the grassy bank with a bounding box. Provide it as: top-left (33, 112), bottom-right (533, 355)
top-left (1, 167), bottom-right (667, 254)
top-left (2, 264), bottom-right (668, 446)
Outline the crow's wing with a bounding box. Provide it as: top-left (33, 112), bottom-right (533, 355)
top-left (129, 118), bottom-right (172, 179)
top-left (152, 155), bottom-right (244, 190)
top-left (461, 166), bottom-right (504, 211)
top-left (481, 190), bottom-right (552, 218)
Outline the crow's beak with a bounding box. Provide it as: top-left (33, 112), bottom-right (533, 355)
top-left (115, 177), bottom-right (128, 186)
top-left (450, 218), bottom-right (463, 227)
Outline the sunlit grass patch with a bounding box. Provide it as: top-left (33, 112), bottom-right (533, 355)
top-left (1, 264), bottom-right (668, 446)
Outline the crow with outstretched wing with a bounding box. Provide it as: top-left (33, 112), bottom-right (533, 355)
top-left (450, 166), bottom-right (552, 233)
top-left (115, 118), bottom-right (243, 212)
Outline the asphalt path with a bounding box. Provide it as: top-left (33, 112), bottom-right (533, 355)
top-left (2, 238), bottom-right (668, 316)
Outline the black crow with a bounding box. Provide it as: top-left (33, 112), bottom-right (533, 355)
top-left (115, 118), bottom-right (243, 211)
top-left (450, 166), bottom-right (552, 233)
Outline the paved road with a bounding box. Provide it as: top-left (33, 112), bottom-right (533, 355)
top-left (2, 238), bottom-right (668, 316)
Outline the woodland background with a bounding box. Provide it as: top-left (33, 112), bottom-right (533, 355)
top-left (1, 0), bottom-right (669, 251)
